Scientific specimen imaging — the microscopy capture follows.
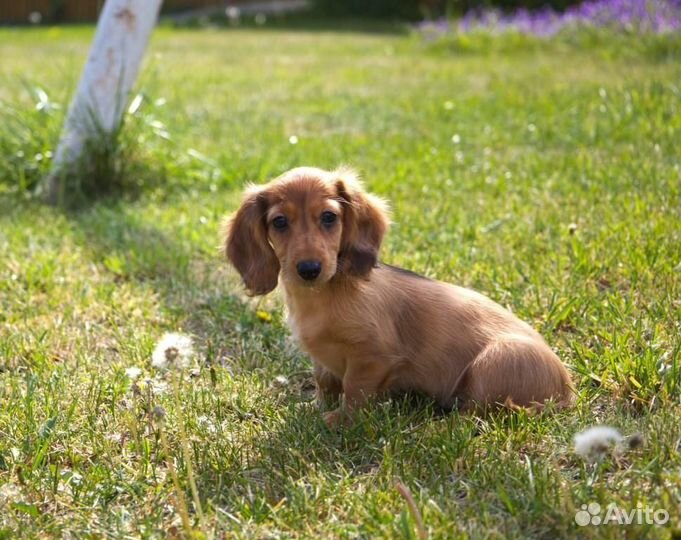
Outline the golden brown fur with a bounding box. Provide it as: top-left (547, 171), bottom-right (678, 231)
top-left (224, 167), bottom-right (574, 426)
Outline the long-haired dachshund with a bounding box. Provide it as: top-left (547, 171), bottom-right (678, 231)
top-left (224, 167), bottom-right (574, 427)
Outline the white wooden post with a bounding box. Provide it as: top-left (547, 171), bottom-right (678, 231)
top-left (43, 0), bottom-right (163, 203)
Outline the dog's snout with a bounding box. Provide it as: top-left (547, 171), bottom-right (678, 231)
top-left (297, 260), bottom-right (322, 281)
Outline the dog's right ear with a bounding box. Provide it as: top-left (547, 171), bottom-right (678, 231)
top-left (223, 186), bottom-right (280, 295)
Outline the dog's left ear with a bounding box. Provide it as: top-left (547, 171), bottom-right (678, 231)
top-left (335, 168), bottom-right (390, 276)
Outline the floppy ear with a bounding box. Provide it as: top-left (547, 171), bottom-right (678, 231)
top-left (223, 186), bottom-right (280, 295)
top-left (335, 168), bottom-right (390, 276)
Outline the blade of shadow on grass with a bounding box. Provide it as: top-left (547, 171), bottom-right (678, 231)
top-left (64, 200), bottom-right (291, 371)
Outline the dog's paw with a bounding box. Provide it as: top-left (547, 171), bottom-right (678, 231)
top-left (322, 409), bottom-right (345, 428)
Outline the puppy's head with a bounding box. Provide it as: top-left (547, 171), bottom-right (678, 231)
top-left (224, 167), bottom-right (389, 295)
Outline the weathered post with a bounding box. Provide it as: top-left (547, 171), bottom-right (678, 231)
top-left (43, 0), bottom-right (163, 204)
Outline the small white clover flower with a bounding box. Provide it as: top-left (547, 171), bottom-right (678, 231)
top-left (132, 377), bottom-right (169, 396)
top-left (125, 366), bottom-right (142, 380)
top-left (149, 378), bottom-right (169, 395)
top-left (0, 483), bottom-right (22, 508)
top-left (151, 332), bottom-right (194, 371)
top-left (197, 415), bottom-right (218, 434)
top-left (574, 426), bottom-right (623, 462)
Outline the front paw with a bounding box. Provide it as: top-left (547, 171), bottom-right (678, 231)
top-left (322, 409), bottom-right (348, 428)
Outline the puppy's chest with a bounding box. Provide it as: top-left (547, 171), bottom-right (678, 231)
top-left (287, 310), bottom-right (348, 376)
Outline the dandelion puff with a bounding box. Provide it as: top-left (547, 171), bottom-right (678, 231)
top-left (574, 426), bottom-right (623, 462)
top-left (151, 332), bottom-right (194, 370)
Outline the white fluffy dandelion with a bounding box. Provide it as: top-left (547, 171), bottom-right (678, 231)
top-left (574, 426), bottom-right (623, 462)
top-left (151, 332), bottom-right (195, 371)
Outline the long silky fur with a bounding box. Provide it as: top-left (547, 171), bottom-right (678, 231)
top-left (224, 167), bottom-right (575, 425)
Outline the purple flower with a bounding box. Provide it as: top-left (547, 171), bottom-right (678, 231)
top-left (433, 0), bottom-right (681, 37)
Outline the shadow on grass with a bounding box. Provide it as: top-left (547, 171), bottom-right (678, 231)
top-left (190, 390), bottom-right (477, 510)
top-left (59, 197), bottom-right (262, 361)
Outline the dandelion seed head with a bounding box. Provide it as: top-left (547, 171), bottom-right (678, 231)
top-left (165, 346), bottom-right (179, 362)
top-left (574, 426), bottom-right (623, 462)
top-left (151, 332), bottom-right (194, 370)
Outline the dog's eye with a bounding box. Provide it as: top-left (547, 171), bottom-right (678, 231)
top-left (272, 216), bottom-right (288, 230)
top-left (321, 211), bottom-right (337, 227)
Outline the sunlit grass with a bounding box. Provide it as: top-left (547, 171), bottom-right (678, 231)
top-left (0, 24), bottom-right (679, 538)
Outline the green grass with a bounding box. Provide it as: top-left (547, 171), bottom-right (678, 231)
top-left (1, 23), bottom-right (680, 538)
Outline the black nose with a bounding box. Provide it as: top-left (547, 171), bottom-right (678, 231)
top-left (297, 260), bottom-right (322, 281)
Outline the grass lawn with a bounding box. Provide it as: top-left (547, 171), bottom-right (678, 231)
top-left (1, 22), bottom-right (680, 539)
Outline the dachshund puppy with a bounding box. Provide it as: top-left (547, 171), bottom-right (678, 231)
top-left (224, 167), bottom-right (574, 427)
